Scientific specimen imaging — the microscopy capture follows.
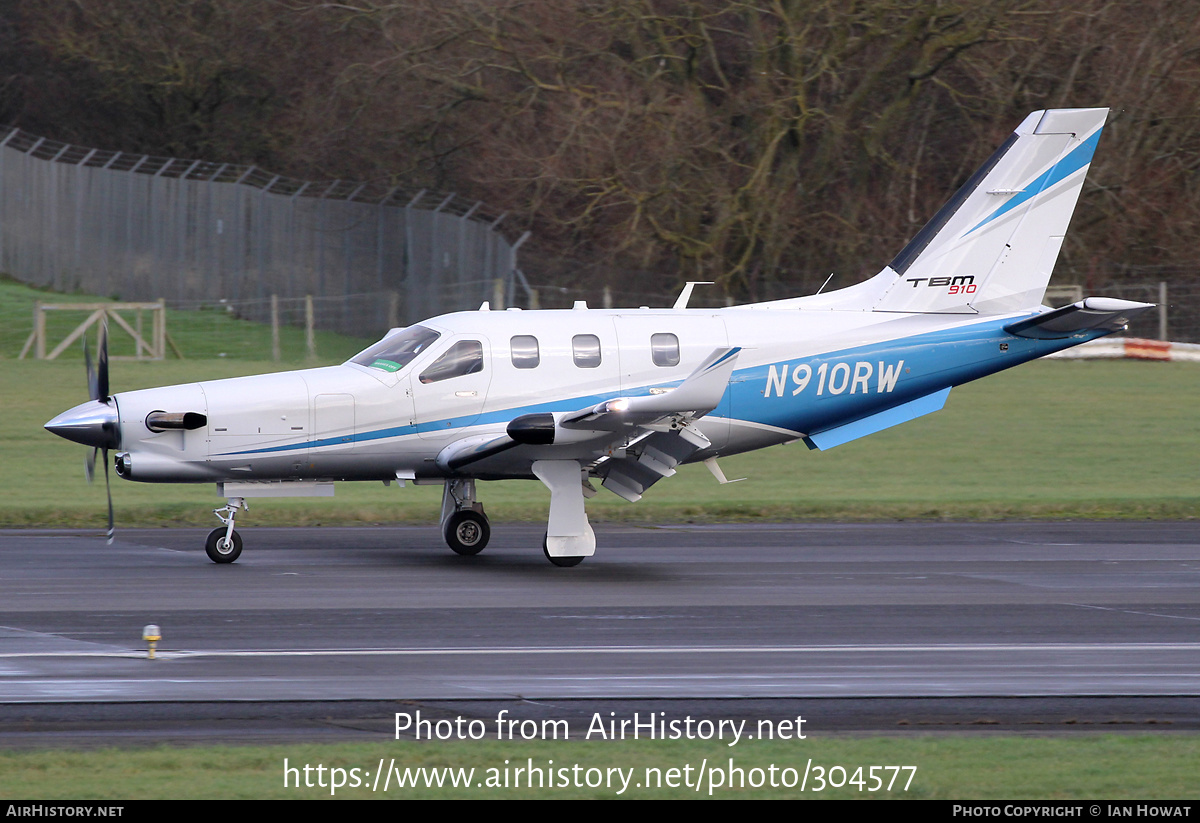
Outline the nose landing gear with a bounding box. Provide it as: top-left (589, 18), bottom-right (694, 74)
top-left (207, 497), bottom-right (245, 563)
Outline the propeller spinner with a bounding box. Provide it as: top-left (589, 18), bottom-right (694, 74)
top-left (44, 323), bottom-right (119, 542)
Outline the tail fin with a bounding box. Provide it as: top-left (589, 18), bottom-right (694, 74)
top-left (872, 108), bottom-right (1108, 315)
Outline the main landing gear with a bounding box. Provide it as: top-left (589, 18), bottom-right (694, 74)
top-left (441, 479), bottom-right (490, 556)
top-left (207, 497), bottom-right (245, 563)
top-left (444, 510), bottom-right (489, 555)
top-left (532, 460), bottom-right (594, 568)
top-left (442, 467), bottom-right (596, 566)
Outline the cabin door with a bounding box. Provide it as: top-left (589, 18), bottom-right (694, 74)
top-left (411, 335), bottom-right (493, 441)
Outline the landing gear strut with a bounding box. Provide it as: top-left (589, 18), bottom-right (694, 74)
top-left (207, 497), bottom-right (245, 563)
top-left (441, 479), bottom-right (490, 556)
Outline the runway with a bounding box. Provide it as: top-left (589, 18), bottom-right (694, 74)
top-left (1, 521), bottom-right (1197, 707)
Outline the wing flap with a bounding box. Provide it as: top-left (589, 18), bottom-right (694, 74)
top-left (600, 427), bottom-right (712, 501)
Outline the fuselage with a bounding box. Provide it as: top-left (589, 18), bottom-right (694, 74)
top-left (90, 302), bottom-right (1103, 486)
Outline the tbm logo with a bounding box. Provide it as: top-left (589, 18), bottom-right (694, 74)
top-left (906, 275), bottom-right (976, 294)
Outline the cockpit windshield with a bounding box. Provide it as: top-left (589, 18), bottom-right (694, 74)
top-left (350, 325), bottom-right (442, 372)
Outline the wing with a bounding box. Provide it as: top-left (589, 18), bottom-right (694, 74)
top-left (436, 346), bottom-right (741, 496)
top-left (560, 346), bottom-right (740, 431)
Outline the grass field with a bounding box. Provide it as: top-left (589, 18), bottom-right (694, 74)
top-left (1, 735), bottom-right (1197, 799)
top-left (1, 270), bottom-right (1197, 527)
top-left (2, 355), bottom-right (1196, 528)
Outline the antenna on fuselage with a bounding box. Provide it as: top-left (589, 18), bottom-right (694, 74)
top-left (815, 273), bottom-right (834, 295)
top-left (673, 281), bottom-right (715, 310)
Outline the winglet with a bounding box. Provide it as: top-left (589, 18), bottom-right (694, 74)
top-left (561, 346), bottom-right (740, 429)
top-left (619, 346), bottom-right (740, 417)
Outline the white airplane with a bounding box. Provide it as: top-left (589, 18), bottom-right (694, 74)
top-left (46, 107), bottom-right (1152, 566)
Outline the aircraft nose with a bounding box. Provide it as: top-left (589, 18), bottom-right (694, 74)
top-left (45, 399), bottom-right (121, 450)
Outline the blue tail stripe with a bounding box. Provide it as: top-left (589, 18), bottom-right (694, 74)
top-left (967, 127), bottom-right (1102, 236)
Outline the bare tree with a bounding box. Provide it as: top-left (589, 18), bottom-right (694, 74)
top-left (331, 0), bottom-right (1028, 298)
top-left (5, 0), bottom-right (1199, 299)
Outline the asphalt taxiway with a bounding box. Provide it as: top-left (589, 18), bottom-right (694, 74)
top-left (0, 522), bottom-right (1197, 741)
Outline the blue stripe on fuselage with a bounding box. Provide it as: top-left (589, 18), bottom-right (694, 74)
top-left (729, 314), bottom-right (1112, 437)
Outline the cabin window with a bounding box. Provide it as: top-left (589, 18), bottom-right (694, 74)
top-left (510, 335), bottom-right (540, 369)
top-left (351, 325), bottom-right (441, 373)
top-left (651, 333), bottom-right (680, 367)
top-left (419, 340), bottom-right (484, 383)
top-left (572, 334), bottom-right (602, 368)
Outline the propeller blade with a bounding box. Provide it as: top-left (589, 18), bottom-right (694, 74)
top-left (84, 336), bottom-right (99, 402)
top-left (96, 321), bottom-right (110, 403)
top-left (80, 323), bottom-right (115, 541)
top-left (104, 448), bottom-right (114, 544)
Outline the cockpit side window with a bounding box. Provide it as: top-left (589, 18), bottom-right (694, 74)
top-left (351, 325), bottom-right (441, 372)
top-left (419, 340), bottom-right (484, 384)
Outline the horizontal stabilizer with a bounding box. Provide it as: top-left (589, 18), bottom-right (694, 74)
top-left (1004, 298), bottom-right (1154, 339)
top-left (803, 388), bottom-right (951, 451)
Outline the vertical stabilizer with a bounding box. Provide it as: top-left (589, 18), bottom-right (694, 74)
top-left (871, 108), bottom-right (1108, 315)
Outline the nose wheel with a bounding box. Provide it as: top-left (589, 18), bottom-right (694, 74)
top-left (206, 527), bottom-right (243, 563)
top-left (207, 497), bottom-right (246, 563)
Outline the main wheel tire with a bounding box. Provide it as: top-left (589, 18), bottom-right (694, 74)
top-left (205, 527), bottom-right (242, 564)
top-left (444, 510), bottom-right (490, 555)
top-left (542, 532), bottom-right (585, 567)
